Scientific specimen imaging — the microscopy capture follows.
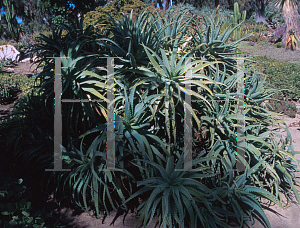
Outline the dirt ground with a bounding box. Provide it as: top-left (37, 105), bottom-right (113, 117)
top-left (1, 45), bottom-right (300, 227)
top-left (239, 41), bottom-right (300, 65)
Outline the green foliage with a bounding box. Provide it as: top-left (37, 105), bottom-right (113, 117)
top-left (0, 77), bottom-right (20, 104)
top-left (99, 9), bottom-right (163, 68)
top-left (30, 30), bottom-right (52, 43)
top-left (230, 2), bottom-right (246, 41)
top-left (268, 94), bottom-right (299, 118)
top-left (13, 35), bottom-right (34, 55)
top-left (22, 0), bottom-right (49, 34)
top-left (0, 72), bottom-right (35, 104)
top-left (0, 13), bottom-right (4, 38)
top-left (51, 3), bottom-right (73, 27)
top-left (252, 56), bottom-right (300, 100)
top-left (249, 1), bottom-right (284, 26)
top-left (0, 176), bottom-right (62, 228)
top-left (2, 7), bottom-right (300, 228)
top-left (275, 41), bottom-right (285, 48)
top-left (198, 6), bottom-right (232, 26)
top-left (3, 0), bottom-right (21, 42)
top-left (189, 15), bottom-right (243, 66)
top-left (0, 58), bottom-right (13, 71)
top-left (241, 22), bottom-right (269, 42)
top-left (83, 0), bottom-right (146, 33)
top-left (153, 5), bottom-right (197, 50)
top-left (125, 154), bottom-right (230, 228)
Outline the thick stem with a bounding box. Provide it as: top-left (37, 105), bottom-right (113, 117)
top-left (163, 0), bottom-right (169, 12)
top-left (158, 0), bottom-right (163, 11)
top-left (282, 0), bottom-right (300, 48)
top-left (255, 0), bottom-right (266, 23)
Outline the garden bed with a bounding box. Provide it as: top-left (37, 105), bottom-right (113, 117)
top-left (1, 4), bottom-right (300, 228)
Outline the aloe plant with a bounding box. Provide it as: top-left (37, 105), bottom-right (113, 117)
top-left (2, 5), bottom-right (300, 228)
top-left (97, 9), bottom-right (164, 68)
top-left (150, 6), bottom-right (196, 50)
top-left (189, 15), bottom-right (249, 70)
top-left (285, 29), bottom-right (299, 50)
top-left (3, 0), bottom-right (20, 42)
top-left (125, 154), bottom-right (232, 228)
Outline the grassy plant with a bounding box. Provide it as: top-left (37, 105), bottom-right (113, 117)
top-left (0, 72), bottom-right (35, 104)
top-left (3, 0), bottom-right (21, 42)
top-left (240, 22), bottom-right (269, 42)
top-left (251, 56), bottom-right (300, 100)
top-left (83, 0), bottom-right (146, 33)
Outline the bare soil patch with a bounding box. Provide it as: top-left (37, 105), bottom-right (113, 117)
top-left (239, 41), bottom-right (300, 65)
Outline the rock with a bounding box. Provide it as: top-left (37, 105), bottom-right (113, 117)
top-left (0, 45), bottom-right (20, 62)
top-left (20, 57), bottom-right (31, 63)
top-left (5, 67), bottom-right (14, 72)
top-left (30, 55), bottom-right (39, 63)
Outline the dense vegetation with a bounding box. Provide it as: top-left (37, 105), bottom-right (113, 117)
top-left (1, 1), bottom-right (300, 228)
top-left (2, 2), bottom-right (300, 228)
top-left (253, 56), bottom-right (300, 100)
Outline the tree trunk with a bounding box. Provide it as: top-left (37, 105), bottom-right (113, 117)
top-left (282, 0), bottom-right (300, 48)
top-left (196, 0), bottom-right (202, 9)
top-left (215, 0), bottom-right (220, 8)
top-left (163, 0), bottom-right (169, 12)
top-left (255, 0), bottom-right (266, 23)
top-left (227, 0), bottom-right (234, 10)
top-left (91, 0), bottom-right (95, 11)
top-left (158, 0), bottom-right (163, 11)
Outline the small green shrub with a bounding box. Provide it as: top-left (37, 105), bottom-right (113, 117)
top-left (0, 40), bottom-right (10, 46)
top-left (275, 42), bottom-right (284, 48)
top-left (30, 30), bottom-right (52, 43)
top-left (241, 22), bottom-right (269, 42)
top-left (0, 176), bottom-right (63, 228)
top-left (267, 94), bottom-right (298, 118)
top-left (0, 58), bottom-right (14, 71)
top-left (14, 35), bottom-right (35, 55)
top-left (0, 78), bottom-right (20, 104)
top-left (0, 73), bottom-right (36, 103)
top-left (51, 3), bottom-right (74, 27)
top-left (83, 0), bottom-right (146, 33)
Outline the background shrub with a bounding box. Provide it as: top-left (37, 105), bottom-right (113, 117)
top-left (0, 176), bottom-right (62, 228)
top-left (83, 0), bottom-right (146, 33)
top-left (241, 22), bottom-right (269, 42)
top-left (0, 73), bottom-right (35, 104)
top-left (248, 2), bottom-right (284, 27)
